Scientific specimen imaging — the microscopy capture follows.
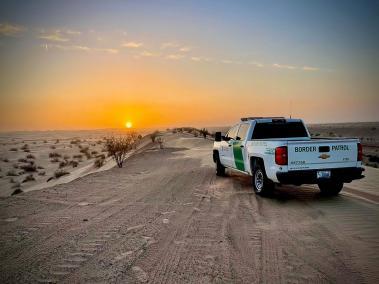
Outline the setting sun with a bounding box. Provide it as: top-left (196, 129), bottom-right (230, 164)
top-left (125, 121), bottom-right (132, 129)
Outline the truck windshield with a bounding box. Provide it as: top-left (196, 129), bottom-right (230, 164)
top-left (252, 122), bottom-right (308, 139)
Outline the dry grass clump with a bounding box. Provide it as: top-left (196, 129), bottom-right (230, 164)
top-left (69, 160), bottom-right (79, 168)
top-left (80, 147), bottom-right (92, 159)
top-left (11, 184), bottom-right (23, 195)
top-left (2, 158), bottom-right (9, 162)
top-left (19, 162), bottom-right (37, 172)
top-left (94, 156), bottom-right (105, 168)
top-left (91, 150), bottom-right (98, 155)
top-left (150, 131), bottom-right (159, 143)
top-left (9, 148), bottom-right (18, 152)
top-left (54, 169), bottom-right (69, 179)
top-left (26, 154), bottom-right (35, 159)
top-left (49, 152), bottom-right (61, 158)
top-left (63, 154), bottom-right (70, 160)
top-left (37, 166), bottom-right (44, 169)
top-left (73, 154), bottom-right (83, 159)
top-left (38, 171), bottom-right (46, 176)
top-left (59, 160), bottom-right (69, 168)
top-left (13, 164), bottom-right (19, 169)
top-left (22, 174), bottom-right (35, 183)
top-left (43, 140), bottom-right (47, 143)
top-left (18, 158), bottom-right (28, 163)
top-left (21, 144), bottom-right (28, 150)
top-left (7, 170), bottom-right (18, 176)
top-left (50, 157), bottom-right (60, 163)
top-left (70, 138), bottom-right (81, 145)
top-left (50, 145), bottom-right (56, 149)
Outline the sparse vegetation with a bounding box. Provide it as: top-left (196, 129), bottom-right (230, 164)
top-left (50, 157), bottom-right (60, 163)
top-left (49, 152), bottom-right (61, 158)
top-left (37, 166), bottom-right (44, 169)
top-left (94, 156), bottom-right (105, 168)
top-left (18, 158), bottom-right (27, 163)
top-left (7, 170), bottom-right (18, 176)
top-left (69, 160), bottom-right (79, 168)
top-left (11, 185), bottom-right (23, 195)
top-left (73, 154), bottom-right (83, 159)
top-left (13, 164), bottom-right (19, 169)
top-left (54, 169), bottom-right (69, 179)
top-left (150, 131), bottom-right (159, 143)
top-left (26, 154), bottom-right (36, 159)
top-left (22, 174), bottom-right (35, 183)
top-left (2, 158), bottom-right (9, 162)
top-left (19, 163), bottom-right (37, 172)
top-left (9, 148), bottom-right (18, 152)
top-left (105, 134), bottom-right (138, 168)
top-left (50, 145), bottom-right (56, 149)
top-left (199, 128), bottom-right (209, 139)
top-left (38, 171), bottom-right (46, 176)
top-left (59, 160), bottom-right (68, 168)
top-left (63, 155), bottom-right (70, 160)
top-left (156, 137), bottom-right (164, 149)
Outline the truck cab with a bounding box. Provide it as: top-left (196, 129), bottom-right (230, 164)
top-left (213, 117), bottom-right (364, 195)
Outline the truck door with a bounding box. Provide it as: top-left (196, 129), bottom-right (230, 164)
top-left (232, 123), bottom-right (250, 171)
top-left (219, 125), bottom-right (239, 168)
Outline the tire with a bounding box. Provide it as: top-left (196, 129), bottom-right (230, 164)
top-left (215, 154), bottom-right (226, 176)
top-left (252, 162), bottom-right (273, 195)
top-left (318, 181), bottom-right (343, 196)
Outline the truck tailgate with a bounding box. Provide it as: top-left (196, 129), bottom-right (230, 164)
top-left (287, 139), bottom-right (359, 170)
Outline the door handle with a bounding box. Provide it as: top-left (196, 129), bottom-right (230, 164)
top-left (240, 145), bottom-right (244, 148)
top-left (228, 144), bottom-right (232, 147)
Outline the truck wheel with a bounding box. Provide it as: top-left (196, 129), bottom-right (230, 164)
top-left (318, 181), bottom-right (343, 196)
top-left (252, 163), bottom-right (273, 195)
top-left (215, 154), bottom-right (226, 176)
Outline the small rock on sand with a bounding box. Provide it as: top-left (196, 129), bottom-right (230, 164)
top-left (162, 218), bottom-right (169, 224)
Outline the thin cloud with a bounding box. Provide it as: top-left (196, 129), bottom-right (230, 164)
top-left (191, 56), bottom-right (212, 62)
top-left (161, 42), bottom-right (179, 49)
top-left (0, 23), bottom-right (26, 37)
top-left (65, 29), bottom-right (81, 35)
top-left (39, 31), bottom-right (69, 42)
top-left (166, 54), bottom-right (184, 60)
top-left (249, 61), bottom-right (264, 68)
top-left (272, 63), bottom-right (297, 70)
top-left (42, 44), bottom-right (118, 54)
top-left (302, 66), bottom-right (319, 71)
top-left (140, 50), bottom-right (158, 57)
top-left (122, 41), bottom-right (143, 48)
top-left (179, 46), bottom-right (191, 52)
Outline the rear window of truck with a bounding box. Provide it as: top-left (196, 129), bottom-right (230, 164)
top-left (252, 122), bottom-right (308, 139)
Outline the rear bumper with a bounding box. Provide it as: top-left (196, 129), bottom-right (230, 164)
top-left (276, 167), bottom-right (364, 185)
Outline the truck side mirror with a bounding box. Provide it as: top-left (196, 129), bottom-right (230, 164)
top-left (215, 132), bottom-right (222, 142)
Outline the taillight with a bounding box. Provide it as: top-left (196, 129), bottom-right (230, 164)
top-left (357, 143), bottom-right (362, 161)
top-left (275, 146), bottom-right (288, 165)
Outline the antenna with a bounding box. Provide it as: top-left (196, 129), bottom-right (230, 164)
top-left (289, 100), bottom-right (292, 119)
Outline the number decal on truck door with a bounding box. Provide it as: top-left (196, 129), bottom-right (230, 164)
top-left (232, 141), bottom-right (245, 171)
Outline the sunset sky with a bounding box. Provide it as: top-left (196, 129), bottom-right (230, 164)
top-left (0, 0), bottom-right (378, 131)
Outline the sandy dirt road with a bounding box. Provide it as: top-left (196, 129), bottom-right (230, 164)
top-left (0, 133), bottom-right (378, 283)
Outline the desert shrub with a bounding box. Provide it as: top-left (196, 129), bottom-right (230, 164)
top-left (59, 160), bottom-right (68, 168)
top-left (24, 149), bottom-right (30, 153)
top-left (2, 158), bottom-right (9, 162)
top-left (49, 152), bottom-right (61, 158)
top-left (63, 155), bottom-right (70, 160)
top-left (18, 158), bottom-right (27, 163)
top-left (91, 150), bottom-right (98, 155)
top-left (96, 154), bottom-right (106, 159)
top-left (73, 154), bottom-right (83, 159)
top-left (21, 144), bottom-right (28, 150)
top-left (50, 145), bottom-right (56, 149)
top-left (69, 160), bottom-right (79, 168)
top-left (105, 134), bottom-right (137, 168)
top-left (138, 134), bottom-right (143, 140)
top-left (9, 148), bottom-right (18, 152)
top-left (11, 186), bottom-right (23, 195)
top-left (94, 156), bottom-right (105, 168)
top-left (13, 164), bottom-right (19, 169)
top-left (70, 139), bottom-right (81, 145)
top-left (43, 140), bottom-right (47, 143)
top-left (19, 163), bottom-right (37, 172)
top-left (194, 132), bottom-right (199, 137)
top-left (156, 137), bottom-right (164, 149)
top-left (10, 178), bottom-right (15, 183)
top-left (37, 166), bottom-right (44, 169)
top-left (38, 171), bottom-right (46, 176)
top-left (50, 157), bottom-right (60, 163)
top-left (55, 139), bottom-right (59, 144)
top-left (7, 170), bottom-right (18, 176)
top-left (199, 128), bottom-right (209, 139)
top-left (96, 140), bottom-right (103, 145)
top-left (172, 129), bottom-right (177, 134)
top-left (18, 171), bottom-right (24, 175)
top-left (150, 131), bottom-right (159, 143)
top-left (54, 169), bottom-right (69, 178)
top-left (22, 174), bottom-right (35, 183)
top-left (26, 154), bottom-right (35, 159)
top-left (79, 147), bottom-right (91, 159)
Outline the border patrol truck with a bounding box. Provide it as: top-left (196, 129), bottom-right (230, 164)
top-left (213, 117), bottom-right (364, 195)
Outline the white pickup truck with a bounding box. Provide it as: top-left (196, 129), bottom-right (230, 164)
top-left (213, 117), bottom-right (364, 195)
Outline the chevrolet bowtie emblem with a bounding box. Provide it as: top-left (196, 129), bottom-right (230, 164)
top-left (318, 154), bottom-right (330, 159)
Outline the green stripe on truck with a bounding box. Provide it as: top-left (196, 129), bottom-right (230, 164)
top-left (233, 141), bottom-right (245, 171)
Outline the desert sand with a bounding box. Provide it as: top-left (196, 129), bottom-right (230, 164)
top-left (0, 132), bottom-right (378, 283)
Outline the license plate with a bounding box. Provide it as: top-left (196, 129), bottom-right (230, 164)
top-left (317, 170), bottom-right (331, 179)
